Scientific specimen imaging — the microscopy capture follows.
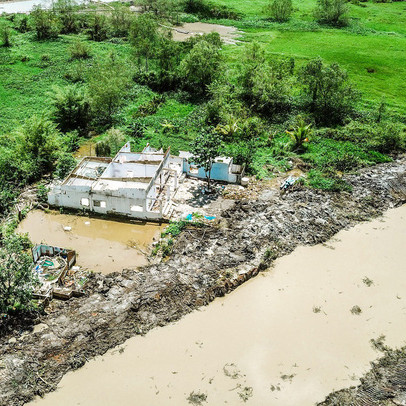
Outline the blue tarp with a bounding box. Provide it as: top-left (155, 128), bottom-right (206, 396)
top-left (185, 214), bottom-right (216, 221)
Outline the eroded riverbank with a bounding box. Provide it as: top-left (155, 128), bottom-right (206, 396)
top-left (1, 158), bottom-right (406, 406)
top-left (29, 205), bottom-right (406, 406)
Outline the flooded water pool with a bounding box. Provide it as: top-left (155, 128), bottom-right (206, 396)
top-left (17, 210), bottom-right (164, 274)
top-left (73, 140), bottom-right (97, 159)
top-left (29, 205), bottom-right (406, 405)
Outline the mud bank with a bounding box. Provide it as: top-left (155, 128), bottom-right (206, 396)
top-left (1, 158), bottom-right (406, 405)
top-left (28, 205), bottom-right (406, 406)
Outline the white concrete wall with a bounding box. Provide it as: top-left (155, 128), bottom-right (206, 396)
top-left (101, 163), bottom-right (159, 178)
top-left (48, 184), bottom-right (163, 220)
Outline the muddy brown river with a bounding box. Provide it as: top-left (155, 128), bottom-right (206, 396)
top-left (29, 205), bottom-right (406, 405)
top-left (17, 210), bottom-right (163, 274)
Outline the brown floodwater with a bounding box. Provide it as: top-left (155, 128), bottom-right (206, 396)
top-left (74, 140), bottom-right (97, 159)
top-left (17, 210), bottom-right (164, 274)
top-left (30, 205), bottom-right (406, 405)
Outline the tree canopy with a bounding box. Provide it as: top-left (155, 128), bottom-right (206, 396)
top-left (0, 234), bottom-right (37, 315)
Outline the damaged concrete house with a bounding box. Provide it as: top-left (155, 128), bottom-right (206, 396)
top-left (48, 143), bottom-right (245, 220)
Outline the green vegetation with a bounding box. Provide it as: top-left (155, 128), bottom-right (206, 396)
top-left (190, 130), bottom-right (221, 189)
top-left (0, 0), bottom-right (404, 218)
top-left (0, 234), bottom-right (37, 315)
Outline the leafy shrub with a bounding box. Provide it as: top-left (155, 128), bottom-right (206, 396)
top-left (128, 119), bottom-right (147, 138)
top-left (0, 234), bottom-right (38, 316)
top-left (64, 61), bottom-right (86, 83)
top-left (0, 23), bottom-right (11, 47)
top-left (53, 0), bottom-right (79, 34)
top-left (315, 0), bottom-right (349, 27)
top-left (63, 130), bottom-right (80, 152)
top-left (40, 53), bottom-right (51, 67)
top-left (136, 95), bottom-right (166, 117)
top-left (36, 183), bottom-right (49, 203)
top-left (69, 39), bottom-right (91, 60)
top-left (180, 40), bottom-right (222, 94)
top-left (15, 115), bottom-right (60, 180)
top-left (14, 14), bottom-right (30, 33)
top-left (129, 13), bottom-right (160, 72)
top-left (87, 54), bottom-right (131, 127)
top-left (307, 169), bottom-right (352, 192)
top-left (50, 84), bottom-right (90, 134)
top-left (109, 4), bottom-right (133, 37)
top-left (302, 138), bottom-right (390, 173)
top-left (240, 43), bottom-right (293, 119)
top-left (266, 0), bottom-right (293, 22)
top-left (371, 122), bottom-right (406, 154)
top-left (31, 6), bottom-right (60, 40)
top-left (299, 58), bottom-right (358, 126)
top-left (319, 120), bottom-right (406, 153)
top-left (95, 128), bottom-right (127, 157)
top-left (55, 152), bottom-right (77, 179)
top-left (87, 14), bottom-right (108, 42)
top-left (224, 141), bottom-right (255, 166)
top-left (184, 0), bottom-right (241, 19)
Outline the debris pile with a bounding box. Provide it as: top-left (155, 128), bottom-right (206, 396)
top-left (31, 244), bottom-right (88, 303)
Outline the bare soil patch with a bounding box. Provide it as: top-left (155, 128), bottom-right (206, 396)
top-left (171, 22), bottom-right (242, 44)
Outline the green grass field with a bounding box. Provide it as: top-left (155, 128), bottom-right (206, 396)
top-left (214, 0), bottom-right (406, 113)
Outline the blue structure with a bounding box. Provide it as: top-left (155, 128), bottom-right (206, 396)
top-left (180, 151), bottom-right (245, 184)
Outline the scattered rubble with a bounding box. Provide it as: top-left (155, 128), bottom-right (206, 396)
top-left (30, 244), bottom-right (89, 304)
top-left (1, 158), bottom-right (406, 405)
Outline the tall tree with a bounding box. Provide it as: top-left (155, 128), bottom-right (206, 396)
top-left (87, 53), bottom-right (131, 127)
top-left (16, 115), bottom-right (60, 179)
top-left (190, 130), bottom-right (221, 190)
top-left (180, 40), bottom-right (222, 94)
top-left (299, 58), bottom-right (358, 125)
top-left (49, 84), bottom-right (90, 134)
top-left (130, 14), bottom-right (160, 71)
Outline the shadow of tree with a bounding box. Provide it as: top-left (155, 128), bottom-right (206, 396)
top-left (185, 183), bottom-right (223, 208)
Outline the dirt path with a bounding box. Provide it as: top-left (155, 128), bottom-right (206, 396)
top-left (28, 205), bottom-right (406, 406)
top-left (1, 158), bottom-right (406, 406)
top-left (170, 22), bottom-right (242, 44)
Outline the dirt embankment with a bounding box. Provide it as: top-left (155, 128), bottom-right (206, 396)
top-left (319, 344), bottom-right (406, 406)
top-left (1, 159), bottom-right (406, 406)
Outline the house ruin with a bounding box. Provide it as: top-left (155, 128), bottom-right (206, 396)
top-left (48, 143), bottom-right (245, 220)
